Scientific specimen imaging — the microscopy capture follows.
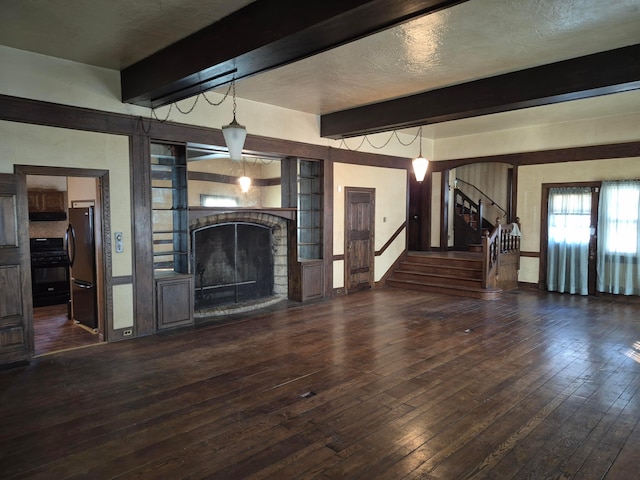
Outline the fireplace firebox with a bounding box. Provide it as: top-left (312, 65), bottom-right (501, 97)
top-left (190, 211), bottom-right (291, 316)
top-left (193, 222), bottom-right (274, 309)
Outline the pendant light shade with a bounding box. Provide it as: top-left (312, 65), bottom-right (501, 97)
top-left (238, 175), bottom-right (251, 193)
top-left (222, 117), bottom-right (246, 161)
top-left (238, 158), bottom-right (251, 193)
top-left (412, 126), bottom-right (429, 182)
top-left (222, 79), bottom-right (246, 161)
top-left (412, 156), bottom-right (429, 182)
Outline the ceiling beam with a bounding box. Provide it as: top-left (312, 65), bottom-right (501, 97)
top-left (121, 0), bottom-right (468, 107)
top-left (321, 44), bottom-right (640, 139)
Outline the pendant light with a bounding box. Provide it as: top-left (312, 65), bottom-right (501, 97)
top-left (222, 80), bottom-right (246, 161)
top-left (239, 159), bottom-right (251, 193)
top-left (412, 126), bottom-right (429, 182)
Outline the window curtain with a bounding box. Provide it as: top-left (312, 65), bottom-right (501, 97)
top-left (597, 180), bottom-right (640, 295)
top-left (547, 187), bottom-right (591, 295)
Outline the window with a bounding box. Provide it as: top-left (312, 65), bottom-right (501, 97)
top-left (548, 187), bottom-right (591, 246)
top-left (200, 194), bottom-right (238, 207)
top-left (600, 182), bottom-right (640, 255)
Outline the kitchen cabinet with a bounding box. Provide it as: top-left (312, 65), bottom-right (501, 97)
top-left (28, 190), bottom-right (65, 212)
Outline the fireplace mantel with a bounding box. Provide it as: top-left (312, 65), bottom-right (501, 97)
top-left (189, 207), bottom-right (296, 222)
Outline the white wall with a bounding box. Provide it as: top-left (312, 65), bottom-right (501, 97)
top-left (432, 114), bottom-right (640, 285)
top-left (0, 46), bottom-right (416, 334)
top-left (333, 163), bottom-right (407, 288)
top-left (0, 120), bottom-right (134, 329)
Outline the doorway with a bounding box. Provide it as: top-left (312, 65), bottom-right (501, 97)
top-left (17, 166), bottom-right (109, 357)
top-left (344, 187), bottom-right (375, 292)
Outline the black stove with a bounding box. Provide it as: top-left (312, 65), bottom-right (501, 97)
top-left (30, 238), bottom-right (70, 307)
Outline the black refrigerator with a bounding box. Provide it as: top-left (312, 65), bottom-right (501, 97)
top-left (66, 207), bottom-right (97, 330)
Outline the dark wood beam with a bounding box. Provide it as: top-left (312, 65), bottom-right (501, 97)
top-left (121, 0), bottom-right (468, 107)
top-left (321, 44), bottom-right (640, 139)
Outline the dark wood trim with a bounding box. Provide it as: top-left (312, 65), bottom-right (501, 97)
top-left (188, 171), bottom-right (280, 187)
top-left (188, 207), bottom-right (296, 222)
top-left (0, 94), bottom-right (138, 135)
top-left (122, 0), bottom-right (468, 107)
top-left (333, 254), bottom-right (345, 262)
top-left (520, 251), bottom-right (540, 258)
top-left (14, 165), bottom-right (109, 178)
top-left (280, 157), bottom-right (298, 208)
top-left (130, 134), bottom-right (154, 337)
top-left (112, 276), bottom-right (134, 286)
top-left (539, 181), bottom-right (602, 293)
top-left (0, 94), bottom-right (408, 171)
top-left (440, 170), bottom-right (450, 250)
top-left (322, 156), bottom-right (334, 299)
top-left (518, 281), bottom-right (540, 290)
top-left (15, 165), bottom-right (114, 344)
top-left (321, 44), bottom-right (640, 138)
top-left (509, 165), bottom-right (518, 223)
top-left (420, 172), bottom-right (433, 250)
top-left (430, 141), bottom-right (640, 172)
top-left (110, 328), bottom-right (135, 342)
top-left (375, 221), bottom-right (406, 256)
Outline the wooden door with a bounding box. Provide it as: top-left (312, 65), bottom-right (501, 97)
top-left (345, 188), bottom-right (375, 292)
top-left (0, 173), bottom-right (33, 365)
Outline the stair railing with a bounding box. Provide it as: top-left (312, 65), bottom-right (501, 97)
top-left (481, 219), bottom-right (521, 290)
top-left (454, 188), bottom-right (484, 243)
top-left (455, 178), bottom-right (507, 218)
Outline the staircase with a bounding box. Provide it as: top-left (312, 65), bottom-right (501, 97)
top-left (386, 252), bottom-right (502, 300)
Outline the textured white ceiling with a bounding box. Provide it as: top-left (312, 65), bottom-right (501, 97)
top-left (0, 0), bottom-right (639, 139)
top-left (233, 0), bottom-right (640, 115)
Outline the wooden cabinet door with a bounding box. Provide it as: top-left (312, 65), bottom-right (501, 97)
top-left (345, 188), bottom-right (375, 293)
top-left (27, 190), bottom-right (65, 212)
top-left (0, 174), bottom-right (33, 365)
top-left (41, 191), bottom-right (65, 212)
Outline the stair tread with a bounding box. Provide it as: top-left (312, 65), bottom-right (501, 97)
top-left (400, 262), bottom-right (482, 270)
top-left (387, 278), bottom-right (499, 293)
top-left (393, 269), bottom-right (482, 281)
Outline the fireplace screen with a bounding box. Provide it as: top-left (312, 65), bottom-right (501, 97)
top-left (193, 223), bottom-right (274, 309)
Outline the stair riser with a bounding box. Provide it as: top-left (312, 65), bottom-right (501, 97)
top-left (399, 263), bottom-right (482, 279)
top-left (405, 256), bottom-right (483, 269)
top-left (393, 272), bottom-right (481, 288)
top-left (387, 280), bottom-right (500, 300)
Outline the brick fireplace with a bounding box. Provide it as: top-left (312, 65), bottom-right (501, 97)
top-left (189, 209), bottom-right (292, 317)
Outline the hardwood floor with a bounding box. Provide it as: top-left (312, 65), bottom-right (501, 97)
top-left (2, 288), bottom-right (640, 478)
top-left (33, 304), bottom-right (100, 356)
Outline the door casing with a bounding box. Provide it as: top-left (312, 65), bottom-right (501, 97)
top-left (539, 181), bottom-right (600, 295)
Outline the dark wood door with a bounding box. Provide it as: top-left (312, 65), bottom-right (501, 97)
top-left (0, 173), bottom-right (33, 365)
top-left (345, 188), bottom-right (375, 293)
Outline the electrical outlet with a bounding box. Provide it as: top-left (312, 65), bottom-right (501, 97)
top-left (123, 329), bottom-right (133, 336)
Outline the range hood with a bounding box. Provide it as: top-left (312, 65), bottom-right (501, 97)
top-left (29, 211), bottom-right (67, 222)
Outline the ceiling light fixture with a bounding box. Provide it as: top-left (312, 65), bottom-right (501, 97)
top-left (222, 79), bottom-right (246, 161)
top-left (412, 126), bottom-right (429, 182)
top-left (239, 159), bottom-right (251, 193)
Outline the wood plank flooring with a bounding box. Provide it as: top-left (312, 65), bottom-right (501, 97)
top-left (33, 304), bottom-right (100, 356)
top-left (2, 288), bottom-right (640, 479)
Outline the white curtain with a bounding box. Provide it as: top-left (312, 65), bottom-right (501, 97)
top-left (547, 187), bottom-right (591, 295)
top-left (597, 180), bottom-right (640, 295)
